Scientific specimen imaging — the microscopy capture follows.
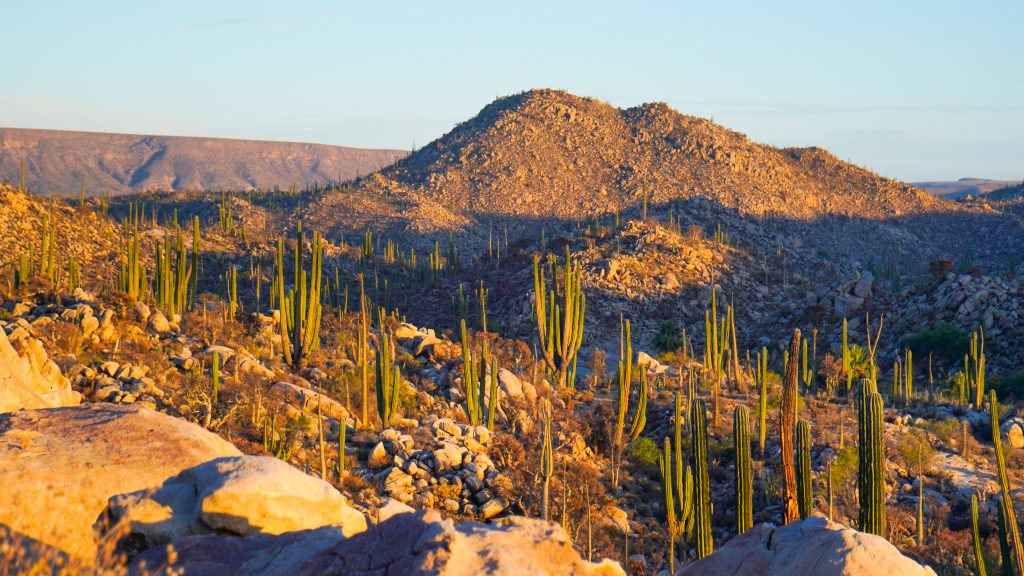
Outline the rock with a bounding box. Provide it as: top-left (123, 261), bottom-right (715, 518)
top-left (678, 516), bottom-right (934, 575)
top-left (853, 271), bottom-right (874, 299)
top-left (0, 404), bottom-right (240, 561)
top-left (148, 310), bottom-right (171, 333)
top-left (101, 455), bottom-right (366, 551)
top-left (497, 368), bottom-right (524, 400)
top-left (129, 509), bottom-right (624, 576)
top-left (132, 301), bottom-right (151, 322)
top-left (1002, 418), bottom-right (1024, 449)
top-left (0, 327), bottom-right (81, 413)
top-left (834, 293), bottom-right (865, 318)
top-left (375, 497), bottom-right (416, 523)
top-left (368, 441), bottom-right (391, 469)
top-left (480, 497), bottom-right (508, 519)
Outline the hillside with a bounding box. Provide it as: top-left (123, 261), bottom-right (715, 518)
top-left (0, 127), bottom-right (407, 196)
top-left (913, 178), bottom-right (1020, 199)
top-left (314, 89), bottom-right (947, 223)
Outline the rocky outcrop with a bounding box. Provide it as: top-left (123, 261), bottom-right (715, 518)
top-left (100, 455), bottom-right (366, 552)
top-left (0, 322), bottom-right (80, 413)
top-left (0, 404), bottom-right (240, 561)
top-left (129, 509), bottom-right (624, 576)
top-left (677, 516), bottom-right (935, 576)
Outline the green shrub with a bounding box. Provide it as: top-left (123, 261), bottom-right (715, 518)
top-left (894, 428), bottom-right (935, 471)
top-left (904, 322), bottom-right (969, 364)
top-left (830, 444), bottom-right (858, 486)
top-left (991, 370), bottom-right (1024, 399)
top-left (652, 320), bottom-right (682, 355)
top-left (628, 436), bottom-right (660, 467)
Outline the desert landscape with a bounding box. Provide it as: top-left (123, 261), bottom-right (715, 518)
top-left (2, 4), bottom-right (1023, 576)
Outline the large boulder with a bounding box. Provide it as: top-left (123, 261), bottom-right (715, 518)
top-left (129, 509), bottom-right (624, 576)
top-left (100, 455), bottom-right (366, 551)
top-left (0, 326), bottom-right (81, 413)
top-left (678, 516), bottom-right (935, 576)
top-left (0, 404), bottom-right (240, 561)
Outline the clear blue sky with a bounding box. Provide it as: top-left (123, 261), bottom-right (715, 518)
top-left (3, 0), bottom-right (1021, 182)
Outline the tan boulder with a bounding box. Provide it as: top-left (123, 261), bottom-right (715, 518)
top-left (0, 404), bottom-right (240, 561)
top-left (101, 455), bottom-right (366, 550)
top-left (129, 509), bottom-right (623, 575)
top-left (0, 327), bottom-right (81, 413)
top-left (677, 516), bottom-right (935, 575)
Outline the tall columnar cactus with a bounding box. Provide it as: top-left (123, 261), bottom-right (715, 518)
top-left (659, 437), bottom-right (679, 571)
top-left (39, 212), bottom-right (56, 284)
top-left (612, 319), bottom-right (644, 488)
top-left (842, 317), bottom-right (852, 393)
top-left (374, 311), bottom-right (401, 428)
top-left (905, 349), bottom-right (913, 402)
top-left (972, 327), bottom-right (986, 408)
top-left (691, 398), bottom-right (713, 558)
top-left (734, 404), bottom-right (753, 534)
top-left (532, 249), bottom-right (586, 389)
top-left (189, 215), bottom-right (200, 309)
top-left (336, 418), bottom-right (347, 479)
top-left (67, 259), bottom-right (80, 292)
top-left (540, 398), bottom-right (554, 522)
top-left (211, 351), bottom-right (220, 408)
top-left (758, 346), bottom-right (768, 455)
top-left (998, 504), bottom-right (1013, 576)
top-left (460, 319), bottom-right (484, 425)
top-left (858, 385), bottom-right (886, 537)
top-left (990, 389), bottom-right (1024, 571)
top-left (971, 494), bottom-right (988, 576)
top-left (673, 391), bottom-right (694, 552)
top-left (226, 265), bottom-right (238, 319)
top-left (796, 419), bottom-right (813, 519)
top-left (276, 222), bottom-right (323, 369)
top-left (780, 329), bottom-right (801, 524)
top-left (486, 354), bottom-right (500, 431)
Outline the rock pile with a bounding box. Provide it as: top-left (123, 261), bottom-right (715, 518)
top-left (371, 418), bottom-right (510, 519)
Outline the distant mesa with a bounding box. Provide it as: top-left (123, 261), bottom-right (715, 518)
top-left (0, 127), bottom-right (408, 196)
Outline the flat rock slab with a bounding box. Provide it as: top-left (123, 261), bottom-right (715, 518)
top-left (0, 404), bottom-right (240, 561)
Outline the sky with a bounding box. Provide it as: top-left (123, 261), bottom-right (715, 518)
top-left (2, 1), bottom-right (1022, 182)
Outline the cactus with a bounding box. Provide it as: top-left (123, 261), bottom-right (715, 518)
top-left (999, 503), bottom-right (1013, 576)
top-left (659, 436), bottom-right (678, 570)
top-left (39, 212), bottom-right (56, 284)
top-left (336, 418), bottom-right (347, 479)
top-left (532, 249), bottom-right (586, 390)
top-left (972, 494), bottom-right (987, 576)
top-left (486, 354), bottom-right (499, 431)
top-left (460, 319), bottom-right (484, 425)
top-left (540, 398), bottom-right (554, 522)
top-left (374, 310), bottom-right (401, 428)
top-left (990, 389), bottom-right (1024, 571)
top-left (971, 327), bottom-right (986, 408)
top-left (691, 398), bottom-right (713, 558)
top-left (226, 265), bottom-right (238, 319)
top-left (917, 455), bottom-right (925, 546)
top-left (276, 222), bottom-right (323, 369)
top-left (117, 226), bottom-right (146, 300)
top-left (796, 419), bottom-right (813, 519)
top-left (780, 329), bottom-right (800, 524)
top-left (211, 351), bottom-right (220, 408)
top-left (757, 347), bottom-right (769, 456)
top-left (155, 231), bottom-right (192, 316)
top-left (734, 404), bottom-right (753, 534)
top-left (858, 384), bottom-right (886, 537)
top-left (673, 392), bottom-right (694, 553)
top-left (357, 276), bottom-right (370, 428)
top-left (67, 259), bottom-right (80, 292)
top-left (842, 317), bottom-right (852, 393)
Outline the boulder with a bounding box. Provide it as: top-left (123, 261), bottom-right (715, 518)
top-left (129, 509), bottom-right (624, 576)
top-left (1001, 417), bottom-right (1024, 449)
top-left (0, 404), bottom-right (240, 561)
top-left (677, 516), bottom-right (935, 575)
top-left (497, 368), bottom-right (524, 400)
top-left (0, 327), bottom-right (81, 413)
top-left (853, 271), bottom-right (874, 299)
top-left (100, 455), bottom-right (366, 552)
top-left (148, 310), bottom-right (171, 333)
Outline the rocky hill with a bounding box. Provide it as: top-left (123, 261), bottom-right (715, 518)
top-left (0, 127), bottom-right (407, 196)
top-left (317, 89), bottom-right (947, 222)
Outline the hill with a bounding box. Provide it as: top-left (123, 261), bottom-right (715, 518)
top-left (311, 89), bottom-right (947, 227)
top-left (0, 127), bottom-right (407, 196)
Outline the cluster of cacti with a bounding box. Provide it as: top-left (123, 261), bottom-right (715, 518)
top-left (989, 390), bottom-right (1024, 570)
top-left (357, 277), bottom-right (371, 427)
top-left (780, 329), bottom-right (800, 524)
top-left (857, 379), bottom-right (886, 536)
top-left (796, 419), bottom-right (813, 519)
top-left (39, 212), bottom-right (56, 284)
top-left (459, 319), bottom-right (500, 429)
top-left (154, 231), bottom-right (192, 316)
top-left (691, 398), bottom-right (713, 558)
top-left (532, 247), bottom-right (586, 389)
top-left (374, 309), bottom-right (401, 428)
top-left (275, 222), bottom-right (323, 369)
top-left (611, 320), bottom-right (647, 488)
top-left (218, 191), bottom-right (234, 234)
top-left (225, 265), bottom-right (238, 318)
top-left (540, 398), bottom-right (554, 522)
top-left (734, 404), bottom-right (753, 534)
top-left (262, 413), bottom-right (294, 461)
top-left (118, 226), bottom-right (146, 300)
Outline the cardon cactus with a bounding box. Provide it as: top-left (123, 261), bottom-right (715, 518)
top-left (691, 399), bottom-right (713, 558)
top-left (734, 404), bottom-right (753, 534)
top-left (796, 419), bottom-right (813, 519)
top-left (858, 385), bottom-right (886, 537)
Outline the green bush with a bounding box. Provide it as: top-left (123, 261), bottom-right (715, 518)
top-left (992, 370), bottom-right (1024, 399)
top-left (628, 436), bottom-right (660, 467)
top-left (904, 322), bottom-right (969, 364)
top-left (652, 320), bottom-right (682, 355)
